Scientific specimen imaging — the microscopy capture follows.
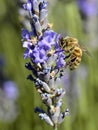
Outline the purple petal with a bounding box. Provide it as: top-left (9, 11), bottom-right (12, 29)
top-left (22, 41), bottom-right (32, 48)
top-left (21, 29), bottom-right (30, 40)
top-left (56, 58), bottom-right (65, 69)
top-left (39, 1), bottom-right (48, 10)
top-left (77, 0), bottom-right (97, 16)
top-left (23, 0), bottom-right (32, 11)
top-left (3, 81), bottom-right (18, 100)
top-left (24, 49), bottom-right (32, 59)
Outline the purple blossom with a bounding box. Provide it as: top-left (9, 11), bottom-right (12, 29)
top-left (77, 0), bottom-right (98, 16)
top-left (54, 34), bottom-right (66, 69)
top-left (38, 30), bottom-right (56, 51)
top-left (24, 48), bottom-right (31, 59)
top-left (21, 7), bottom-right (66, 67)
top-left (38, 39), bottom-right (52, 51)
top-left (23, 0), bottom-right (32, 11)
top-left (30, 30), bottom-right (57, 63)
top-left (39, 1), bottom-right (48, 10)
top-left (21, 29), bottom-right (30, 40)
top-left (3, 81), bottom-right (18, 100)
top-left (22, 29), bottom-right (63, 64)
top-left (22, 29), bottom-right (37, 59)
top-left (23, 0), bottom-right (48, 15)
top-left (56, 53), bottom-right (65, 69)
top-left (22, 41), bottom-right (32, 48)
top-left (43, 30), bottom-right (57, 38)
top-left (32, 48), bottom-right (47, 63)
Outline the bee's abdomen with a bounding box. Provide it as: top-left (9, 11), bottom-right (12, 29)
top-left (69, 48), bottom-right (82, 70)
top-left (69, 58), bottom-right (81, 70)
top-left (73, 46), bottom-right (82, 57)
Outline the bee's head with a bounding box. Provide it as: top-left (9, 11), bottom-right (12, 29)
top-left (59, 37), bottom-right (65, 47)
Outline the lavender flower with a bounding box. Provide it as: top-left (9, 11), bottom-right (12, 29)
top-left (77, 0), bottom-right (98, 17)
top-left (21, 0), bottom-right (70, 129)
top-left (0, 88), bottom-right (18, 122)
top-left (3, 81), bottom-right (18, 100)
top-left (0, 75), bottom-right (18, 122)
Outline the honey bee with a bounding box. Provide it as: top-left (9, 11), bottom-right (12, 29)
top-left (59, 36), bottom-right (89, 70)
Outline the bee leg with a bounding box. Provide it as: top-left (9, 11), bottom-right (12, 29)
top-left (64, 53), bottom-right (71, 60)
top-left (65, 55), bottom-right (77, 69)
top-left (65, 59), bottom-right (71, 69)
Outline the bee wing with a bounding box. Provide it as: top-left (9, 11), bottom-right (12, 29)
top-left (83, 48), bottom-right (91, 57)
top-left (79, 44), bottom-right (91, 57)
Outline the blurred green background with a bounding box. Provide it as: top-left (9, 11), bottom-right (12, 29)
top-left (0, 0), bottom-right (98, 130)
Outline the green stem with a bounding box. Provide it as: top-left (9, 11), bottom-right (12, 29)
top-left (54, 127), bottom-right (57, 130)
top-left (54, 124), bottom-right (58, 130)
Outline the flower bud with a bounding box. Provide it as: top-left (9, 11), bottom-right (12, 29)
top-left (39, 113), bottom-right (54, 126)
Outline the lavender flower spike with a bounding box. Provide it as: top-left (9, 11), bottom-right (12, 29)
top-left (21, 0), bottom-right (71, 129)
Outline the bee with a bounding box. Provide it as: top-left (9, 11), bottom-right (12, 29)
top-left (59, 36), bottom-right (89, 70)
